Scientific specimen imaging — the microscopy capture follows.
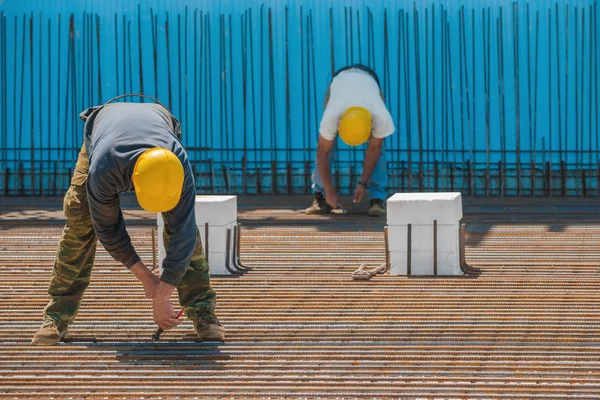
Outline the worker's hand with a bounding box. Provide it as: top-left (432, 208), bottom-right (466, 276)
top-left (152, 298), bottom-right (181, 330)
top-left (325, 190), bottom-right (339, 210)
top-left (353, 184), bottom-right (367, 205)
top-left (142, 273), bottom-right (161, 299)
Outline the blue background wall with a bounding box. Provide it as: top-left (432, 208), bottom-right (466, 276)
top-left (0, 0), bottom-right (598, 196)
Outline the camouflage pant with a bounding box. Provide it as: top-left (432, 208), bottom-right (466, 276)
top-left (43, 144), bottom-right (217, 325)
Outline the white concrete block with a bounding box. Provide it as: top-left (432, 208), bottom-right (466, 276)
top-left (389, 250), bottom-right (461, 276)
top-left (387, 224), bottom-right (459, 253)
top-left (194, 195), bottom-right (237, 226)
top-left (158, 195), bottom-right (237, 227)
top-left (205, 251), bottom-right (234, 275)
top-left (198, 222), bottom-right (237, 253)
top-left (157, 195), bottom-right (238, 276)
top-left (386, 192), bottom-right (463, 225)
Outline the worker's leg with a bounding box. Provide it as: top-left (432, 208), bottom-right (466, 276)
top-left (161, 216), bottom-right (217, 320)
top-left (43, 145), bottom-right (97, 326)
top-left (366, 143), bottom-right (388, 201)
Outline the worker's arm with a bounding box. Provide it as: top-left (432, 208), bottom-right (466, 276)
top-left (354, 137), bottom-right (384, 204)
top-left (316, 135), bottom-right (339, 209)
top-left (86, 174), bottom-right (141, 268)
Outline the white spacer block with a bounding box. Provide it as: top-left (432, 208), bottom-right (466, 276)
top-left (157, 195), bottom-right (237, 227)
top-left (205, 251), bottom-right (234, 275)
top-left (198, 222), bottom-right (237, 253)
top-left (157, 195), bottom-right (238, 276)
top-left (386, 192), bottom-right (463, 226)
top-left (389, 251), bottom-right (461, 276)
top-left (388, 224), bottom-right (459, 253)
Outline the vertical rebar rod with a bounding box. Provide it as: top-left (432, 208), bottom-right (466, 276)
top-left (414, 5), bottom-right (424, 192)
top-left (576, 7), bottom-right (580, 172)
top-left (458, 7), bottom-right (466, 177)
top-left (193, 10), bottom-right (198, 152)
top-left (344, 7), bottom-right (349, 65)
top-left (38, 14), bottom-right (42, 193)
top-left (165, 13), bottom-right (172, 111)
top-left (349, 6), bottom-right (354, 64)
top-left (268, 8), bottom-right (276, 193)
top-left (207, 14), bottom-right (213, 153)
top-left (484, 10), bottom-right (490, 196)
top-left (301, 7), bottom-right (307, 172)
top-left (471, 9), bottom-right (476, 193)
top-left (433, 220), bottom-right (438, 276)
top-left (533, 11), bottom-right (539, 168)
top-left (402, 11), bottom-right (412, 191)
top-left (513, 3), bottom-right (521, 196)
top-left (497, 8), bottom-right (505, 195)
top-left (425, 9), bottom-right (430, 169)
top-left (556, 4), bottom-right (563, 162)
top-left (249, 10), bottom-right (257, 165)
top-left (177, 13), bottom-right (182, 115)
top-left (527, 5), bottom-right (533, 167)
top-left (588, 5), bottom-right (593, 169)
top-left (241, 12), bottom-right (247, 194)
top-left (548, 9), bottom-right (552, 169)
top-left (228, 14), bottom-right (235, 186)
top-left (137, 5), bottom-right (143, 98)
top-left (122, 16), bottom-right (127, 98)
top-left (219, 14), bottom-right (225, 167)
top-left (396, 11), bottom-right (402, 192)
top-left (150, 8), bottom-right (157, 98)
top-left (95, 15), bottom-right (102, 104)
top-left (407, 224), bottom-right (412, 275)
top-left (357, 10), bottom-right (362, 65)
top-left (285, 6), bottom-right (291, 166)
top-left (329, 8), bottom-right (334, 77)
top-left (309, 12), bottom-right (318, 137)
top-left (595, 3), bottom-right (598, 184)
top-left (114, 14), bottom-right (119, 95)
top-left (29, 16), bottom-right (34, 195)
top-left (260, 6), bottom-right (264, 166)
top-left (18, 15), bottom-right (26, 156)
top-left (62, 15), bottom-right (72, 168)
top-left (564, 5), bottom-right (569, 166)
top-left (432, 6), bottom-right (436, 169)
top-left (446, 22), bottom-right (457, 173)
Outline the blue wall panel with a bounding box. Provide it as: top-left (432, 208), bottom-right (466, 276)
top-left (0, 0), bottom-right (598, 195)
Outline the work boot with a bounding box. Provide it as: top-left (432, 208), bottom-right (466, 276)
top-left (31, 320), bottom-right (69, 346)
top-left (305, 192), bottom-right (333, 215)
top-left (194, 312), bottom-right (225, 341)
top-left (368, 199), bottom-right (386, 217)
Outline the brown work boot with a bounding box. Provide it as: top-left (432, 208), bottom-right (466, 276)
top-left (194, 312), bottom-right (225, 341)
top-left (305, 192), bottom-right (333, 215)
top-left (31, 320), bottom-right (69, 346)
top-left (368, 199), bottom-right (386, 217)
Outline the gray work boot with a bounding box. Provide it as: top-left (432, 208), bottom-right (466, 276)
top-left (368, 199), bottom-right (386, 217)
top-left (305, 192), bottom-right (333, 215)
top-left (194, 312), bottom-right (225, 341)
top-left (32, 320), bottom-right (69, 346)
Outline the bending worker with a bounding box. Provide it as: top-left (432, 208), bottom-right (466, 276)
top-left (305, 64), bottom-right (395, 217)
top-left (32, 98), bottom-right (224, 345)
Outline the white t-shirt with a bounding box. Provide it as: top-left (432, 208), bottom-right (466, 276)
top-left (319, 69), bottom-right (395, 141)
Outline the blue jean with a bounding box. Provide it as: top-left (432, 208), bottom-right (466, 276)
top-left (311, 141), bottom-right (388, 200)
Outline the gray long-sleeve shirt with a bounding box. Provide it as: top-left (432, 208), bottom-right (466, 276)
top-left (82, 103), bottom-right (196, 287)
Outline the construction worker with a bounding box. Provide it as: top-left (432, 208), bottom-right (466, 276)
top-left (32, 96), bottom-right (224, 345)
top-left (305, 64), bottom-right (395, 217)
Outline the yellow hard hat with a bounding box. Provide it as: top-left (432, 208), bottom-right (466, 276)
top-left (338, 106), bottom-right (372, 146)
top-left (132, 148), bottom-right (184, 213)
